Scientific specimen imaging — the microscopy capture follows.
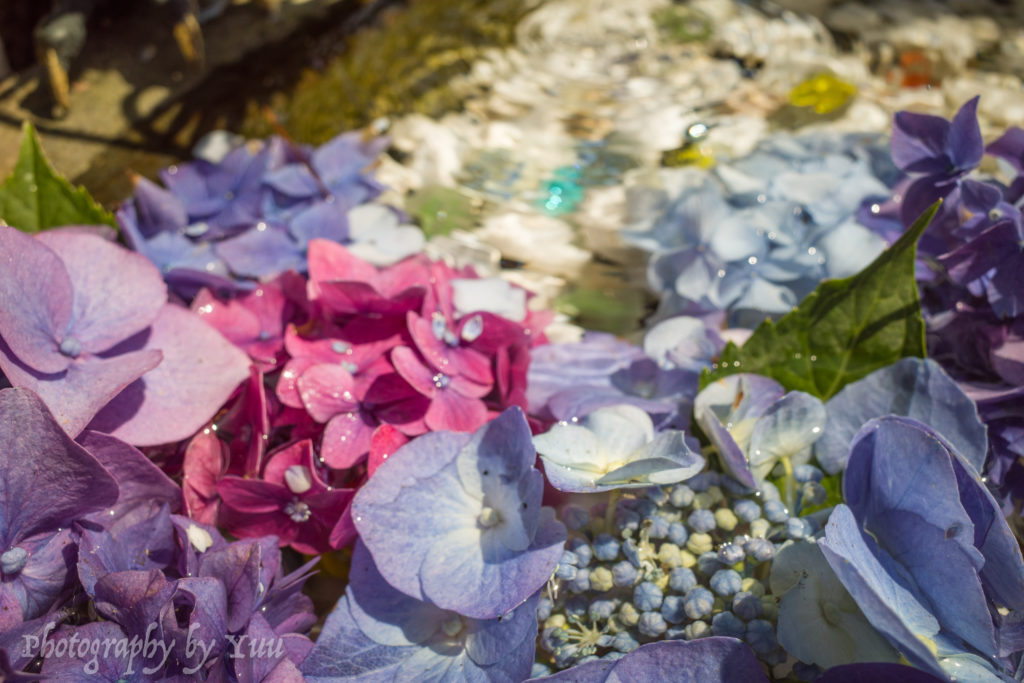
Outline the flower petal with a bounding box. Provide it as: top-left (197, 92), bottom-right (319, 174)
top-left (0, 226), bottom-right (73, 374)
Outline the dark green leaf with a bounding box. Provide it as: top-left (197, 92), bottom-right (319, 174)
top-left (0, 122), bottom-right (115, 233)
top-left (699, 202), bottom-right (939, 400)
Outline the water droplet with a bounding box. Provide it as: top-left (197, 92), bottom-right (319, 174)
top-left (184, 221), bottom-right (209, 237)
top-left (461, 315), bottom-right (484, 342)
top-left (331, 341), bottom-right (350, 354)
top-left (870, 203), bottom-right (881, 214)
top-left (747, 256), bottom-right (758, 265)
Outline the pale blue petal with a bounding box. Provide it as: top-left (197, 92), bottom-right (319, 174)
top-left (771, 541), bottom-right (900, 669)
top-left (748, 391), bottom-right (826, 482)
top-left (819, 505), bottom-right (946, 679)
top-left (815, 358), bottom-right (988, 475)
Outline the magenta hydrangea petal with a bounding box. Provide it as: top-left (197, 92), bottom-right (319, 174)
top-left (0, 226), bottom-right (73, 374)
top-left (35, 231), bottom-right (166, 355)
top-left (0, 340), bottom-right (162, 438)
top-left (391, 346), bottom-right (438, 397)
top-left (425, 389), bottom-right (488, 432)
top-left (297, 364), bottom-right (358, 423)
top-left (307, 238), bottom-right (378, 284)
top-left (87, 303), bottom-right (250, 446)
top-left (322, 411), bottom-right (376, 469)
top-left (182, 430), bottom-right (229, 525)
top-left (0, 388), bottom-right (118, 546)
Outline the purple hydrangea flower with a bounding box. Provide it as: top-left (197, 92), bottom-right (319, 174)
top-left (351, 407), bottom-right (566, 619)
top-left (0, 388), bottom-right (118, 668)
top-left (531, 638), bottom-right (769, 682)
top-left (301, 541), bottom-right (538, 682)
top-left (0, 226), bottom-right (250, 444)
top-left (527, 333), bottom-right (693, 430)
top-left (890, 96), bottom-right (983, 228)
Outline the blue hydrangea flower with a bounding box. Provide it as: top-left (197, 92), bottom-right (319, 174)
top-left (627, 132), bottom-right (891, 327)
top-left (771, 540), bottom-right (899, 670)
top-left (530, 638), bottom-right (769, 682)
top-left (814, 358), bottom-right (988, 475)
top-left (819, 416), bottom-right (1024, 681)
top-left (533, 405), bottom-right (704, 493)
top-left (301, 541), bottom-right (538, 682)
top-left (351, 407), bottom-right (566, 619)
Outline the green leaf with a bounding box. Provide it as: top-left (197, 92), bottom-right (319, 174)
top-left (699, 201), bottom-right (939, 400)
top-left (0, 122), bottom-right (115, 233)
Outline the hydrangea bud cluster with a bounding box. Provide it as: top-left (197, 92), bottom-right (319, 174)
top-left (536, 472), bottom-right (806, 673)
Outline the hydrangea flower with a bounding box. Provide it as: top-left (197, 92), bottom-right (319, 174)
top-left (538, 473), bottom-right (798, 672)
top-left (533, 404), bottom-right (704, 492)
top-left (118, 130), bottom-right (389, 297)
top-left (771, 540), bottom-right (899, 670)
top-left (0, 388), bottom-right (118, 667)
top-left (301, 541), bottom-right (538, 682)
top-left (527, 332), bottom-right (695, 430)
top-left (351, 407), bottom-right (566, 619)
top-left (532, 638), bottom-right (768, 682)
top-left (813, 358), bottom-right (988, 475)
top-left (693, 374), bottom-right (785, 489)
top-left (626, 132), bottom-right (891, 327)
top-left (42, 496), bottom-right (318, 681)
top-left (819, 416), bottom-right (1024, 681)
top-left (217, 439), bottom-right (357, 555)
top-left (344, 203), bottom-right (425, 266)
top-left (890, 96), bottom-right (982, 229)
top-left (0, 226), bottom-right (249, 444)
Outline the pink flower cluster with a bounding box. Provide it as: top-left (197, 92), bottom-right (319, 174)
top-left (180, 239), bottom-right (551, 555)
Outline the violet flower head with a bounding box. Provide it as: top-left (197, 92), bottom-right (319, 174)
top-left (532, 638), bottom-right (769, 682)
top-left (890, 96), bottom-right (983, 227)
top-left (302, 541), bottom-right (538, 682)
top-left (352, 407), bottom-right (566, 619)
top-left (0, 388), bottom-right (118, 665)
top-left (527, 332), bottom-right (690, 429)
top-left (0, 227), bottom-right (250, 444)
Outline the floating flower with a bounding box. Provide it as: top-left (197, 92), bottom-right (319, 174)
top-left (813, 358), bottom-right (988, 475)
top-left (890, 96), bottom-right (983, 228)
top-left (819, 416), bottom-right (1024, 681)
top-left (771, 540), bottom-right (900, 670)
top-left (351, 407), bottom-right (566, 619)
top-left (533, 404), bottom-right (703, 493)
top-left (302, 540), bottom-right (539, 682)
top-left (533, 638), bottom-right (769, 682)
top-left (217, 439), bottom-right (356, 555)
top-left (0, 388), bottom-right (118, 649)
top-left (0, 227), bottom-right (249, 444)
top-left (693, 374), bottom-right (785, 488)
